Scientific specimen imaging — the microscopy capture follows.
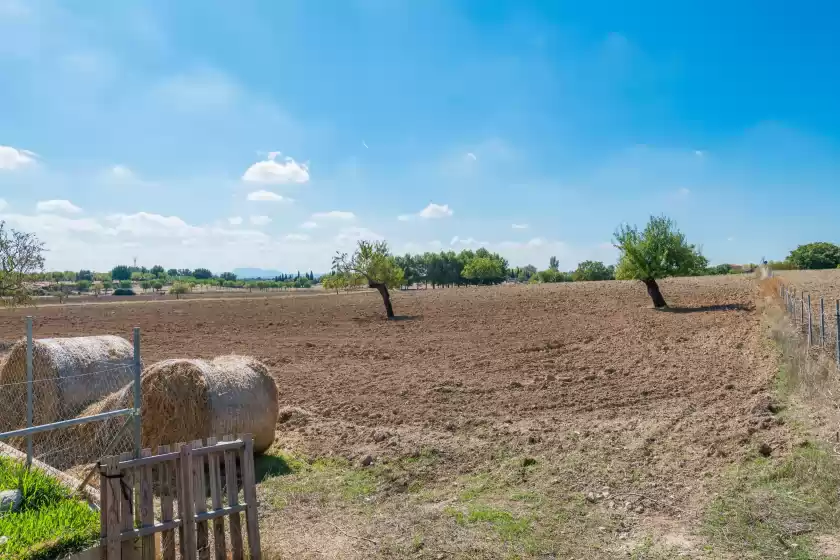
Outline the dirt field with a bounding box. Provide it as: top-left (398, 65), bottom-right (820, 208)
top-left (0, 276), bottom-right (784, 558)
top-left (778, 269), bottom-right (840, 303)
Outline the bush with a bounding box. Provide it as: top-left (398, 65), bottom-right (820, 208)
top-left (75, 280), bottom-right (91, 293)
top-left (787, 242), bottom-right (840, 270)
top-left (119, 280), bottom-right (132, 289)
top-left (112, 288), bottom-right (135, 296)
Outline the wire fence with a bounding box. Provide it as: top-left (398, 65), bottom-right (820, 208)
top-left (778, 282), bottom-right (840, 367)
top-left (0, 317), bottom-right (142, 472)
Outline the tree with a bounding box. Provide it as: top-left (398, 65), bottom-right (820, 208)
top-left (119, 279), bottom-right (132, 289)
top-left (0, 221), bottom-right (46, 306)
top-left (111, 265), bottom-right (132, 281)
top-left (103, 280), bottom-right (113, 293)
top-left (220, 272), bottom-right (237, 282)
top-left (166, 268), bottom-right (178, 277)
top-left (152, 280), bottom-right (164, 293)
top-left (572, 260), bottom-right (614, 282)
top-left (77, 269), bottom-right (93, 281)
top-left (140, 280), bottom-right (152, 292)
top-left (76, 279), bottom-right (91, 293)
top-left (170, 282), bottom-right (189, 299)
top-left (333, 240), bottom-right (405, 318)
top-left (193, 268), bottom-right (213, 279)
top-left (613, 216), bottom-right (707, 308)
top-left (549, 256), bottom-right (559, 272)
top-left (787, 242), bottom-right (840, 270)
top-left (151, 265), bottom-right (165, 277)
top-left (462, 257), bottom-right (505, 285)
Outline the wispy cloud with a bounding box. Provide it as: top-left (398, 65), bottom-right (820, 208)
top-left (312, 210), bottom-right (355, 220)
top-left (0, 145), bottom-right (37, 170)
top-left (228, 216), bottom-right (243, 226)
top-left (511, 223), bottom-right (529, 229)
top-left (284, 233), bottom-right (309, 241)
top-left (249, 215), bottom-right (271, 226)
top-left (300, 221), bottom-right (318, 229)
top-left (247, 190), bottom-right (289, 202)
top-left (36, 199), bottom-right (82, 214)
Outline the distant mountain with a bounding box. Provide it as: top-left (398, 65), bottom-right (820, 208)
top-left (233, 268), bottom-right (285, 279)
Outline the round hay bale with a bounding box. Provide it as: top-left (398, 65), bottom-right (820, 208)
top-left (0, 336), bottom-right (136, 432)
top-left (80, 355), bottom-right (278, 453)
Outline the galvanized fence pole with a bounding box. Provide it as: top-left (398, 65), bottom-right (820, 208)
top-left (836, 300), bottom-right (840, 367)
top-left (821, 297), bottom-right (825, 346)
top-left (25, 316), bottom-right (33, 468)
top-left (800, 294), bottom-right (804, 326)
top-left (808, 294), bottom-right (812, 346)
top-left (133, 327), bottom-right (141, 458)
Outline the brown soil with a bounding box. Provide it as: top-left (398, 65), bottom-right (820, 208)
top-left (0, 276), bottom-right (783, 557)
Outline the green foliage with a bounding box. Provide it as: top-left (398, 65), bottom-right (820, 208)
top-left (534, 269), bottom-right (572, 283)
top-left (112, 288), bottom-right (135, 296)
top-left (102, 280), bottom-right (113, 291)
top-left (548, 256), bottom-right (559, 272)
top-left (118, 279), bottom-right (132, 289)
top-left (787, 242), bottom-right (840, 270)
top-left (333, 240), bottom-right (405, 289)
top-left (704, 263), bottom-right (732, 276)
top-left (462, 256), bottom-right (506, 284)
top-left (768, 260), bottom-right (797, 271)
top-left (150, 265), bottom-right (165, 277)
top-left (613, 215), bottom-right (707, 281)
top-left (152, 280), bottom-right (163, 292)
top-left (219, 272), bottom-right (237, 282)
top-left (193, 267), bottom-right (213, 279)
top-left (0, 221), bottom-right (45, 306)
top-left (76, 270), bottom-right (93, 281)
top-left (110, 265), bottom-right (131, 281)
top-left (169, 282), bottom-right (189, 298)
top-left (166, 268), bottom-right (178, 277)
top-left (0, 456), bottom-right (98, 559)
top-left (75, 280), bottom-right (91, 292)
top-left (572, 260), bottom-right (614, 281)
top-left (140, 280), bottom-right (152, 292)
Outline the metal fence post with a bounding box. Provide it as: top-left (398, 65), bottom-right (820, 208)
top-left (808, 294), bottom-right (812, 346)
top-left (836, 301), bottom-right (840, 367)
top-left (25, 316), bottom-right (33, 468)
top-left (821, 297), bottom-right (825, 346)
top-left (133, 327), bottom-right (141, 458)
top-left (800, 295), bottom-right (804, 325)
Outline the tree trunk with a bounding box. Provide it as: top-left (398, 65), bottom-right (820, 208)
top-left (643, 278), bottom-right (667, 308)
top-left (370, 282), bottom-right (395, 318)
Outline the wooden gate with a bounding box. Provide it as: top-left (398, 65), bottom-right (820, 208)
top-left (99, 435), bottom-right (262, 560)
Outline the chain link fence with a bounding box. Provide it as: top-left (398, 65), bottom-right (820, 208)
top-left (778, 282), bottom-right (840, 367)
top-left (0, 317), bottom-right (141, 473)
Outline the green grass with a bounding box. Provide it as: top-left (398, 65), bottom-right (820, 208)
top-left (0, 455), bottom-right (98, 560)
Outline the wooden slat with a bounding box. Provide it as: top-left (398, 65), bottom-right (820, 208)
top-left (194, 504), bottom-right (247, 523)
top-left (99, 465), bottom-right (109, 560)
top-left (242, 435), bottom-right (262, 560)
top-left (179, 443), bottom-right (198, 560)
top-left (117, 451), bottom-right (180, 469)
top-left (119, 451), bottom-right (138, 560)
top-left (192, 440), bottom-right (244, 457)
top-left (223, 435), bottom-right (244, 560)
top-left (206, 437), bottom-right (227, 560)
top-left (192, 439), bottom-right (210, 560)
top-left (158, 444), bottom-right (176, 560)
top-left (105, 456), bottom-right (122, 560)
top-left (174, 443), bottom-right (186, 560)
top-left (139, 449), bottom-right (155, 560)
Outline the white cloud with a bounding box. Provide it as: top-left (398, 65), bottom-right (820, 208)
top-left (36, 199), bottom-right (82, 214)
top-left (228, 216), bottom-right (243, 226)
top-left (0, 199), bottom-right (6, 211)
top-left (727, 236), bottom-right (735, 242)
top-left (335, 226), bottom-right (382, 244)
top-left (511, 224), bottom-right (529, 229)
top-left (242, 153), bottom-right (309, 184)
top-left (249, 215), bottom-right (271, 226)
top-left (300, 221), bottom-right (318, 229)
top-left (397, 214), bottom-right (414, 222)
top-left (694, 150), bottom-right (704, 157)
top-left (450, 236), bottom-right (487, 247)
top-left (247, 190), bottom-right (289, 202)
top-left (466, 152), bottom-right (477, 161)
top-left (312, 210), bottom-right (355, 220)
top-left (419, 203), bottom-right (453, 219)
top-left (110, 165), bottom-right (134, 179)
top-left (2, 212), bottom-right (108, 234)
top-left (106, 212), bottom-right (200, 237)
top-left (284, 233), bottom-right (309, 241)
top-left (0, 145), bottom-right (37, 170)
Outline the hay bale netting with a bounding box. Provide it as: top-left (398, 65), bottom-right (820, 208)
top-left (81, 355), bottom-right (278, 453)
top-left (0, 336), bottom-right (136, 432)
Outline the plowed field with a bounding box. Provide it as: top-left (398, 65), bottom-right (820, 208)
top-left (0, 276), bottom-right (782, 558)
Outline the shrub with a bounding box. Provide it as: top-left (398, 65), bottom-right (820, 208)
top-left (119, 280), bottom-right (132, 289)
top-left (787, 242), bottom-right (840, 270)
top-left (169, 282), bottom-right (189, 299)
top-left (112, 288), bottom-right (136, 296)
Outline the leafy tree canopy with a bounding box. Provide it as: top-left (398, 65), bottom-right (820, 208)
top-left (787, 242), bottom-right (840, 270)
top-left (193, 268), bottom-right (213, 279)
top-left (111, 265), bottom-right (132, 281)
top-left (613, 216), bottom-right (707, 281)
top-left (572, 260), bottom-right (615, 282)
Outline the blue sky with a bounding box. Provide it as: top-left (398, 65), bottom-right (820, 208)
top-left (2, 0), bottom-right (839, 272)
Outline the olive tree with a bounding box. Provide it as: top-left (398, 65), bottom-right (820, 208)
top-left (0, 221), bottom-right (46, 306)
top-left (613, 215), bottom-right (707, 308)
top-left (332, 240), bottom-right (405, 318)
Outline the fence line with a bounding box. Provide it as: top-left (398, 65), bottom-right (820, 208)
top-left (0, 317), bottom-right (142, 468)
top-left (778, 282), bottom-right (840, 367)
